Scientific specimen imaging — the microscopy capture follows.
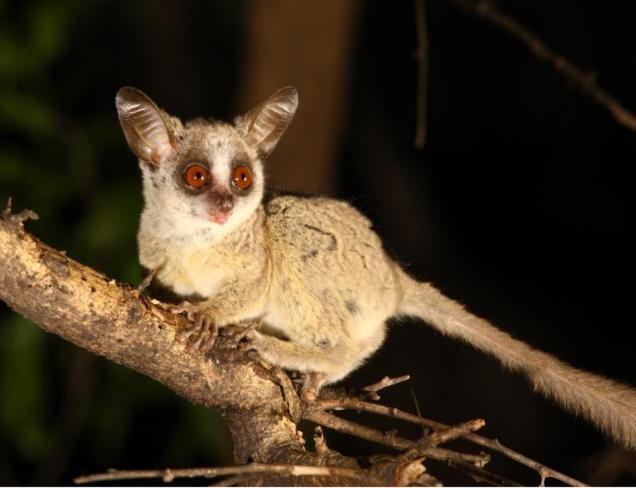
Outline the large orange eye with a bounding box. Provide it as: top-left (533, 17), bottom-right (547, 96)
top-left (232, 165), bottom-right (253, 190)
top-left (183, 163), bottom-right (210, 189)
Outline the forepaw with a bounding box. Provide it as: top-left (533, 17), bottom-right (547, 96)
top-left (171, 302), bottom-right (218, 352)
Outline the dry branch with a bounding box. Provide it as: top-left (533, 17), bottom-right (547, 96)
top-left (304, 408), bottom-right (492, 473)
top-left (0, 205), bottom-right (285, 415)
top-left (314, 397), bottom-right (586, 486)
top-left (451, 0), bottom-right (636, 134)
top-left (0, 208), bottom-right (368, 486)
top-left (0, 206), bottom-right (589, 486)
top-left (362, 374), bottom-right (411, 400)
top-left (74, 463), bottom-right (368, 485)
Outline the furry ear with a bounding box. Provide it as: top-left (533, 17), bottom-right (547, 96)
top-left (115, 87), bottom-right (174, 166)
top-left (237, 86), bottom-right (298, 159)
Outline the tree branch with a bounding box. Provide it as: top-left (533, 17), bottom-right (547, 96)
top-left (74, 463), bottom-right (368, 485)
top-left (313, 397), bottom-right (587, 486)
top-left (0, 206), bottom-right (283, 415)
top-left (0, 207), bottom-right (590, 485)
top-left (0, 208), bottom-right (365, 486)
top-left (451, 0), bottom-right (636, 133)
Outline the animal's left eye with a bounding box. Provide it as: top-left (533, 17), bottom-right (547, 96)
top-left (183, 163), bottom-right (210, 189)
top-left (232, 165), bottom-right (253, 190)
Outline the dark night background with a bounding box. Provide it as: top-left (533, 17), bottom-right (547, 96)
top-left (1, 0), bottom-right (635, 485)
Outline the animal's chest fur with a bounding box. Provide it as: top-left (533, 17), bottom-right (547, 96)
top-left (157, 246), bottom-right (230, 298)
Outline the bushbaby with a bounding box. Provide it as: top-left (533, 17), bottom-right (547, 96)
top-left (115, 86), bottom-right (636, 450)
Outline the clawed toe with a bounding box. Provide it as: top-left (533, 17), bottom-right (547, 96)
top-left (184, 315), bottom-right (218, 352)
top-left (188, 315), bottom-right (218, 351)
top-left (172, 304), bottom-right (217, 353)
top-left (170, 301), bottom-right (197, 320)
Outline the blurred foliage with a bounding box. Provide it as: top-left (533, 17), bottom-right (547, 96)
top-left (0, 0), bottom-right (233, 483)
top-left (1, 316), bottom-right (50, 462)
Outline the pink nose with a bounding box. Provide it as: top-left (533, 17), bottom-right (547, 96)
top-left (217, 195), bottom-right (233, 213)
top-left (209, 191), bottom-right (234, 213)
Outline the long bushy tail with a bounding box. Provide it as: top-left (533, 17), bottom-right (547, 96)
top-left (396, 267), bottom-right (636, 450)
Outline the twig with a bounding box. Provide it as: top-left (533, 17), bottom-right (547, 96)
top-left (306, 407), bottom-right (412, 450)
top-left (397, 420), bottom-right (486, 465)
top-left (409, 386), bottom-right (429, 438)
top-left (451, 0), bottom-right (636, 134)
top-left (427, 418), bottom-right (485, 446)
top-left (414, 0), bottom-right (429, 148)
top-left (74, 463), bottom-right (367, 485)
top-left (362, 374), bottom-right (410, 400)
top-left (449, 459), bottom-right (523, 487)
top-left (305, 408), bottom-right (490, 468)
top-left (409, 387), bottom-right (423, 417)
top-left (1, 198), bottom-right (39, 224)
top-left (315, 397), bottom-right (586, 486)
top-left (313, 426), bottom-right (331, 455)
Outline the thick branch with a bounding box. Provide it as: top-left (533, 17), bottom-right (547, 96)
top-left (0, 210), bottom-right (590, 486)
top-left (0, 214), bottom-right (285, 414)
top-left (0, 211), bottom-right (466, 486)
top-left (0, 213), bottom-right (365, 485)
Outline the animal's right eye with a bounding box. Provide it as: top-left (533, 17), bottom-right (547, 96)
top-left (183, 163), bottom-right (210, 189)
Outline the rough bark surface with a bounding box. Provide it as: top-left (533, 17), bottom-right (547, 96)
top-left (0, 211), bottom-right (588, 487)
top-left (0, 214), bottom-right (371, 486)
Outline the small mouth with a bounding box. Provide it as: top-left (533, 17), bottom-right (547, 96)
top-left (208, 212), bottom-right (230, 225)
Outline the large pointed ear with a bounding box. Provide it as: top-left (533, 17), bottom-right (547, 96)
top-left (237, 86), bottom-right (298, 159)
top-left (115, 87), bottom-right (174, 166)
